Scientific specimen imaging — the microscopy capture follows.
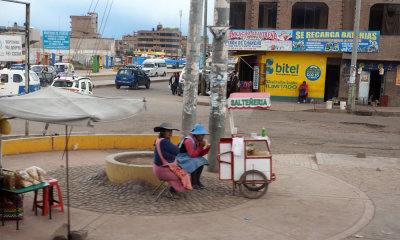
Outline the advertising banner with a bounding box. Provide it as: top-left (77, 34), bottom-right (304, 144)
top-left (253, 66), bottom-right (259, 90)
top-left (292, 30), bottom-right (380, 53)
top-left (261, 52), bottom-right (326, 101)
top-left (0, 35), bottom-right (23, 61)
top-left (228, 30), bottom-right (292, 51)
top-left (43, 31), bottom-right (70, 50)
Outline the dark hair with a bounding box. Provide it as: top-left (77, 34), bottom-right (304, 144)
top-left (303, 81), bottom-right (306, 84)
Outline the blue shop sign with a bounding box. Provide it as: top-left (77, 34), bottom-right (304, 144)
top-left (292, 30), bottom-right (380, 53)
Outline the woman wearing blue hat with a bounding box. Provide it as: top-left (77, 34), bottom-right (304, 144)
top-left (177, 124), bottom-right (211, 189)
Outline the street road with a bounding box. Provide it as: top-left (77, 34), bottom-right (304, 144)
top-left (6, 82), bottom-right (400, 158)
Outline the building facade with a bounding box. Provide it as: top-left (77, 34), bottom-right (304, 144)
top-left (229, 0), bottom-right (400, 106)
top-left (121, 24), bottom-right (182, 58)
top-left (70, 12), bottom-right (100, 38)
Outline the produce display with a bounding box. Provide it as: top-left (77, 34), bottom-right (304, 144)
top-left (1, 166), bottom-right (46, 190)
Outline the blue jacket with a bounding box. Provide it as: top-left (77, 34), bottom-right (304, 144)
top-left (153, 137), bottom-right (180, 166)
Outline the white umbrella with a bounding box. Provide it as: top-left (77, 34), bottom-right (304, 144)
top-left (0, 87), bottom-right (146, 239)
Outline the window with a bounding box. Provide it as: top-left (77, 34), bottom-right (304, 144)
top-left (81, 81), bottom-right (86, 90)
top-left (88, 82), bottom-right (92, 91)
top-left (53, 81), bottom-right (73, 87)
top-left (13, 74), bottom-right (23, 83)
top-left (230, 2), bottom-right (246, 29)
top-left (259, 2), bottom-right (277, 28)
top-left (117, 69), bottom-right (133, 75)
top-left (369, 4), bottom-right (400, 35)
top-left (291, 2), bottom-right (328, 29)
top-left (1, 74), bottom-right (8, 83)
top-left (245, 141), bottom-right (270, 158)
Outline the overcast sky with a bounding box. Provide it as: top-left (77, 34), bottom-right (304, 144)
top-left (0, 0), bottom-right (215, 39)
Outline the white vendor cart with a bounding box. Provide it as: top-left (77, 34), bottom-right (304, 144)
top-left (218, 92), bottom-right (276, 199)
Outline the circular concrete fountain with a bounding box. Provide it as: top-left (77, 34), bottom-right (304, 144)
top-left (105, 151), bottom-right (160, 186)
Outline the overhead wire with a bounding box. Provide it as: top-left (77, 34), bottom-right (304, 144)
top-left (91, 0), bottom-right (114, 75)
top-left (72, 0), bottom-right (101, 75)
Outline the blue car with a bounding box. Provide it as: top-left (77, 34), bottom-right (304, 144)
top-left (115, 68), bottom-right (150, 90)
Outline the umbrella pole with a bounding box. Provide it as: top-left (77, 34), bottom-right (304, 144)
top-left (0, 133), bottom-right (2, 169)
top-left (65, 125), bottom-right (71, 240)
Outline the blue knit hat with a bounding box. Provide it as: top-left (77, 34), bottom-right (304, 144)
top-left (190, 124), bottom-right (208, 135)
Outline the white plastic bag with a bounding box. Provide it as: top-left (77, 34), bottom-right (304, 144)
top-left (232, 137), bottom-right (244, 156)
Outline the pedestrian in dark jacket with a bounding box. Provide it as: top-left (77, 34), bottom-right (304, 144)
top-left (169, 73), bottom-right (179, 95)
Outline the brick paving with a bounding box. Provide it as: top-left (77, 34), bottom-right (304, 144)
top-left (46, 165), bottom-right (248, 216)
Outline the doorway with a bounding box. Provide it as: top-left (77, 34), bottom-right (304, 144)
top-left (324, 64), bottom-right (340, 101)
top-left (238, 55), bottom-right (258, 83)
top-left (369, 70), bottom-right (383, 103)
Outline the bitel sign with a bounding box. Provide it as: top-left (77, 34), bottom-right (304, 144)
top-left (43, 31), bottom-right (70, 50)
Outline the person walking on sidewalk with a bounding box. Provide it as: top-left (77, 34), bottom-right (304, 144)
top-left (177, 124), bottom-right (211, 189)
top-left (298, 81), bottom-right (309, 103)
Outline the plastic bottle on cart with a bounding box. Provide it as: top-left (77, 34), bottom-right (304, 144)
top-left (261, 128), bottom-right (266, 137)
top-left (10, 172), bottom-right (16, 190)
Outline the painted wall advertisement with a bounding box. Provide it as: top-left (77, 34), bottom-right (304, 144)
top-left (261, 52), bottom-right (326, 100)
top-left (228, 30), bottom-right (292, 51)
top-left (292, 30), bottom-right (380, 53)
top-left (0, 35), bottom-right (23, 61)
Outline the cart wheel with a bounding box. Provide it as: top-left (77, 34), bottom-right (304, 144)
top-left (239, 170), bottom-right (268, 199)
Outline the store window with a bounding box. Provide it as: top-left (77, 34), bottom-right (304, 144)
top-left (291, 2), bottom-right (329, 29)
top-left (258, 2), bottom-right (277, 28)
top-left (230, 2), bottom-right (246, 29)
top-left (369, 4), bottom-right (400, 35)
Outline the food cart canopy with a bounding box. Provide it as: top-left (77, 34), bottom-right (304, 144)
top-left (0, 87), bottom-right (145, 126)
top-left (228, 92), bottom-right (271, 110)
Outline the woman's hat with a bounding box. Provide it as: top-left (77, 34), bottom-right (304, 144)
top-left (190, 124), bottom-right (208, 135)
top-left (154, 122), bottom-right (180, 132)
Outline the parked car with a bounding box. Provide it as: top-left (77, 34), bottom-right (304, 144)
top-left (30, 65), bottom-right (57, 86)
top-left (0, 69), bottom-right (40, 96)
top-left (126, 64), bottom-right (142, 69)
top-left (115, 68), bottom-right (150, 89)
top-left (142, 59), bottom-right (167, 77)
top-left (55, 63), bottom-right (75, 74)
top-left (51, 73), bottom-right (93, 94)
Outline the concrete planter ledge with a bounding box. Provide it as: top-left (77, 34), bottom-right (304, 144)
top-left (105, 151), bottom-right (160, 186)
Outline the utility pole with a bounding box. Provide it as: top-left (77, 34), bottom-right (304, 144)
top-left (2, 0), bottom-right (31, 135)
top-left (181, 0), bottom-right (204, 136)
top-left (24, 2), bottom-right (30, 136)
top-left (207, 0), bottom-right (230, 173)
top-left (200, 0), bottom-right (208, 96)
top-left (347, 0), bottom-right (362, 111)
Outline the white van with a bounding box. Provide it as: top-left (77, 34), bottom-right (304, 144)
top-left (142, 59), bottom-right (167, 77)
top-left (55, 63), bottom-right (75, 74)
top-left (0, 69), bottom-right (41, 97)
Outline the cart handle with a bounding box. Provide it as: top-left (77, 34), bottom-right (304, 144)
top-left (217, 151), bottom-right (233, 162)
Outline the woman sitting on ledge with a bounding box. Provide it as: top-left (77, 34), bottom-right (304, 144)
top-left (152, 122), bottom-right (186, 196)
top-left (177, 124), bottom-right (211, 189)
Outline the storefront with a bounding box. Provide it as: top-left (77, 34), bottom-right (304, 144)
top-left (228, 29), bottom-right (381, 103)
top-left (340, 60), bottom-right (400, 106)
